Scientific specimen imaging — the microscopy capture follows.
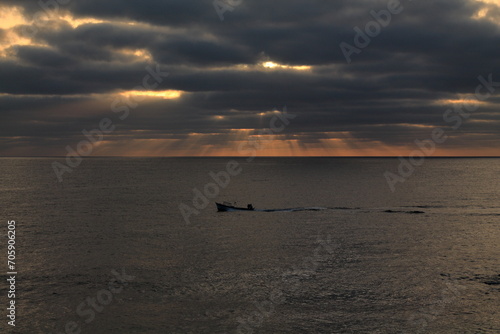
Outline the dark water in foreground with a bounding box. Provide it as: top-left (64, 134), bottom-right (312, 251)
top-left (0, 157), bottom-right (499, 333)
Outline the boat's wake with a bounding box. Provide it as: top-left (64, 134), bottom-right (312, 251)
top-left (222, 206), bottom-right (427, 214)
top-left (218, 202), bottom-right (499, 216)
top-left (257, 207), bottom-right (328, 212)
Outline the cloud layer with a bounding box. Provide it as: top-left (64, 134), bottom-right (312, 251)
top-left (0, 0), bottom-right (499, 156)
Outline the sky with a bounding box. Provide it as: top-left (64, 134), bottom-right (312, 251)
top-left (0, 0), bottom-right (500, 157)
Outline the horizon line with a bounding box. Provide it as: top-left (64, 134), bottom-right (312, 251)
top-left (1, 155), bottom-right (500, 158)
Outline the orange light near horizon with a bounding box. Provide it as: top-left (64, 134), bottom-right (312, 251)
top-left (4, 130), bottom-right (500, 157)
top-left (86, 135), bottom-right (406, 157)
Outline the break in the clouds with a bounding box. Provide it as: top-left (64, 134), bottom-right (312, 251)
top-left (0, 0), bottom-right (499, 156)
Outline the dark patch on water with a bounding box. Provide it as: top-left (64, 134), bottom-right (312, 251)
top-left (383, 210), bottom-right (426, 214)
top-left (403, 205), bottom-right (446, 209)
top-left (257, 207), bottom-right (328, 212)
top-left (449, 273), bottom-right (500, 287)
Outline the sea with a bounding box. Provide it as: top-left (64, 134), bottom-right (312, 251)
top-left (0, 157), bottom-right (498, 334)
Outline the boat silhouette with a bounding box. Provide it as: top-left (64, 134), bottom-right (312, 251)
top-left (216, 202), bottom-right (254, 212)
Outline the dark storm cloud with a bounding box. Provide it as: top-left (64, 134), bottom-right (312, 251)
top-left (16, 45), bottom-right (78, 67)
top-left (36, 22), bottom-right (161, 52)
top-left (0, 58), bottom-right (156, 94)
top-left (1, 0), bottom-right (500, 154)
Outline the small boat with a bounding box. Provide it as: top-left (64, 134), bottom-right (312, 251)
top-left (216, 202), bottom-right (255, 212)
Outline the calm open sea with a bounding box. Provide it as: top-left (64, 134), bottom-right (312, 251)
top-left (0, 157), bottom-right (499, 333)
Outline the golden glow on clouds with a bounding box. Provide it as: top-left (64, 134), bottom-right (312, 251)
top-left (395, 123), bottom-right (436, 129)
top-left (434, 98), bottom-right (487, 107)
top-left (261, 61), bottom-right (311, 71)
top-left (367, 123), bottom-right (435, 129)
top-left (1, 4), bottom-right (499, 157)
top-left (0, 6), bottom-right (26, 29)
top-left (0, 6), bottom-right (31, 57)
top-left (119, 48), bottom-right (153, 62)
top-left (257, 109), bottom-right (282, 117)
top-left (58, 15), bottom-right (106, 28)
top-left (474, 8), bottom-right (489, 19)
top-left (208, 62), bottom-right (313, 72)
top-left (59, 14), bottom-right (150, 28)
top-left (262, 62), bottom-right (280, 69)
top-left (120, 90), bottom-right (183, 99)
top-left (0, 6), bottom-right (52, 56)
top-left (477, 0), bottom-right (500, 4)
top-left (0, 5), bottom-right (104, 30)
top-left (468, 119), bottom-right (500, 123)
top-left (473, 0), bottom-right (500, 21)
top-left (0, 5), bottom-right (154, 60)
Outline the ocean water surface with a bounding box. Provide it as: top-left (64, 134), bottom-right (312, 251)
top-left (0, 157), bottom-right (499, 333)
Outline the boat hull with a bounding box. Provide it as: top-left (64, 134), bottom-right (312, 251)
top-left (216, 203), bottom-right (254, 212)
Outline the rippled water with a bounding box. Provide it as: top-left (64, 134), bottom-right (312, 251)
top-left (0, 157), bottom-right (499, 333)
